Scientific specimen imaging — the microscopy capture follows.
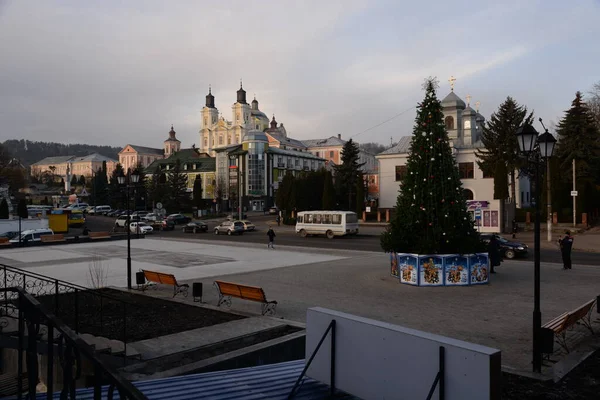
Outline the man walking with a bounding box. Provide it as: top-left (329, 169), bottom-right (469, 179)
top-left (267, 226), bottom-right (276, 249)
top-left (558, 230), bottom-right (574, 270)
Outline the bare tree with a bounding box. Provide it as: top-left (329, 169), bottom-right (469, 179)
top-left (588, 81), bottom-right (600, 130)
top-left (87, 255), bottom-right (108, 288)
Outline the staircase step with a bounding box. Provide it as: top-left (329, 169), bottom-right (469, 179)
top-left (108, 339), bottom-right (125, 355)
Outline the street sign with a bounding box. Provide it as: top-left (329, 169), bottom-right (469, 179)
top-left (474, 208), bottom-right (482, 220)
top-left (570, 191), bottom-right (578, 197)
top-left (80, 188), bottom-right (88, 196)
top-left (366, 206), bottom-right (371, 212)
top-left (156, 202), bottom-right (163, 209)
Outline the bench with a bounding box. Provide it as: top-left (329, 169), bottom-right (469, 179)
top-left (89, 231), bottom-right (111, 240)
top-left (139, 269), bottom-right (189, 298)
top-left (542, 298), bottom-right (596, 354)
top-left (214, 280), bottom-right (277, 315)
top-left (40, 234), bottom-right (66, 243)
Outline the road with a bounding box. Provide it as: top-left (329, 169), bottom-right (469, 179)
top-left (82, 215), bottom-right (600, 266)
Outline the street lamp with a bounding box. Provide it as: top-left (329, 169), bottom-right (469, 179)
top-left (118, 173), bottom-right (140, 290)
top-left (515, 122), bottom-right (556, 373)
top-left (229, 154), bottom-right (242, 220)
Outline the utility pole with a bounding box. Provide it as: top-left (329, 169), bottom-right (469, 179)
top-left (546, 161), bottom-right (552, 242)
top-left (572, 159), bottom-right (576, 227)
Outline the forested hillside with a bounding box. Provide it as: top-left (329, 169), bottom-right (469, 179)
top-left (2, 139), bottom-right (121, 166)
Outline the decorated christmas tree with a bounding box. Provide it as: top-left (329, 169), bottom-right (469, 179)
top-left (381, 79), bottom-right (483, 255)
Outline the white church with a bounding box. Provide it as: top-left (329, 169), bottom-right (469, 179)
top-left (376, 81), bottom-right (531, 233)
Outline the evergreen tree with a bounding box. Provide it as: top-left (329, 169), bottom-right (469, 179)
top-left (17, 199), bottom-right (28, 219)
top-left (0, 198), bottom-right (8, 219)
top-left (275, 172), bottom-right (295, 215)
top-left (322, 170), bottom-right (335, 209)
top-left (476, 97), bottom-right (533, 226)
top-left (554, 91), bottom-right (600, 216)
top-left (167, 159), bottom-right (189, 213)
top-left (381, 79), bottom-right (482, 254)
top-left (92, 162), bottom-right (109, 205)
top-left (108, 164), bottom-right (125, 209)
top-left (131, 162), bottom-right (147, 210)
top-left (588, 81), bottom-right (600, 132)
top-left (78, 175), bottom-right (86, 186)
top-left (193, 174), bottom-right (204, 208)
top-left (335, 139), bottom-right (364, 211)
top-left (70, 175), bottom-right (78, 186)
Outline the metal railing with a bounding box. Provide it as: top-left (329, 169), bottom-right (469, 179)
top-left (1, 263), bottom-right (131, 358)
top-left (1, 287), bottom-right (147, 399)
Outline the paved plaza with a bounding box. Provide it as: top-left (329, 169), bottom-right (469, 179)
top-left (1, 237), bottom-right (599, 374)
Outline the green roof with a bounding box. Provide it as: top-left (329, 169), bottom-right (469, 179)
top-left (145, 148), bottom-right (215, 173)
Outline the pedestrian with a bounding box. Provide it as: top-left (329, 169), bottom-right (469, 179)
top-left (276, 215), bottom-right (281, 226)
top-left (488, 235), bottom-right (502, 274)
top-left (82, 225), bottom-right (90, 236)
top-left (512, 219), bottom-right (518, 239)
top-left (558, 230), bottom-right (574, 270)
top-left (267, 226), bottom-right (276, 249)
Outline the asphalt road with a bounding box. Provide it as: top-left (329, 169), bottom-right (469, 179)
top-left (83, 215), bottom-right (600, 266)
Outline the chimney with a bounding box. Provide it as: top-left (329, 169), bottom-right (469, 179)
top-left (338, 134), bottom-right (341, 139)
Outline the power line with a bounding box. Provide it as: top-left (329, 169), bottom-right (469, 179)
top-left (349, 106), bottom-right (416, 140)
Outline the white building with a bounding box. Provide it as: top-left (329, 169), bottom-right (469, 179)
top-left (377, 89), bottom-right (530, 233)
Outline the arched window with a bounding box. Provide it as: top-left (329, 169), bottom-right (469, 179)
top-left (445, 116), bottom-right (455, 130)
top-left (218, 135), bottom-right (223, 145)
top-left (463, 189), bottom-right (474, 200)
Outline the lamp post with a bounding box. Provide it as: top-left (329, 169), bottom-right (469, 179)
top-left (515, 122), bottom-right (556, 373)
top-left (118, 173), bottom-right (140, 290)
top-left (229, 154), bottom-right (242, 220)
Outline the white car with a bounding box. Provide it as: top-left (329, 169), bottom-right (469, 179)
top-left (129, 222), bottom-right (153, 234)
top-left (142, 213), bottom-right (159, 222)
top-left (10, 229), bottom-right (55, 243)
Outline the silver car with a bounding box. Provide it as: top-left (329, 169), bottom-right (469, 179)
top-left (214, 221), bottom-right (244, 236)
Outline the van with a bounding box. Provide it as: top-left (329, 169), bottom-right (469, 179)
top-left (115, 214), bottom-right (140, 227)
top-left (89, 205), bottom-right (111, 215)
top-left (10, 229), bottom-right (55, 243)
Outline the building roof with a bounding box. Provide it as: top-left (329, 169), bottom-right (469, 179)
top-left (378, 136), bottom-right (412, 155)
top-left (441, 91), bottom-right (466, 109)
top-left (268, 132), bottom-right (307, 149)
top-left (70, 153), bottom-right (117, 163)
top-left (269, 146), bottom-right (325, 160)
top-left (462, 106), bottom-right (477, 116)
top-left (36, 360), bottom-right (357, 400)
top-left (122, 145), bottom-right (164, 156)
top-left (31, 155), bottom-right (75, 166)
top-left (145, 148), bottom-right (215, 173)
top-left (302, 136), bottom-right (346, 148)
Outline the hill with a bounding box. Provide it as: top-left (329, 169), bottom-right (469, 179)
top-left (2, 139), bottom-right (121, 166)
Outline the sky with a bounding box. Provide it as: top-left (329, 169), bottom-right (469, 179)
top-left (1, 0), bottom-right (599, 149)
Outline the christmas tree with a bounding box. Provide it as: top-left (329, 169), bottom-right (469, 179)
top-left (381, 79), bottom-right (482, 255)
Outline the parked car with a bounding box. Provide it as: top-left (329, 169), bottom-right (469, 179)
top-left (268, 206), bottom-right (279, 215)
top-left (214, 221), bottom-right (244, 236)
top-left (129, 222), bottom-right (153, 234)
top-left (115, 214), bottom-right (140, 227)
top-left (132, 211), bottom-right (149, 218)
top-left (480, 234), bottom-right (528, 259)
top-left (89, 205), bottom-right (112, 215)
top-left (182, 222), bottom-right (208, 233)
top-left (142, 213), bottom-right (160, 222)
top-left (107, 209), bottom-right (122, 217)
top-left (161, 219), bottom-right (175, 231)
top-left (0, 231), bottom-right (20, 240)
top-left (9, 229), bottom-right (55, 243)
top-left (235, 220), bottom-right (256, 231)
top-left (166, 214), bottom-right (191, 225)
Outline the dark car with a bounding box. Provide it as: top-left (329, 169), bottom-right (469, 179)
top-left (161, 219), bottom-right (176, 231)
top-left (182, 222), bottom-right (208, 233)
top-left (480, 234), bottom-right (528, 259)
top-left (107, 209), bottom-right (122, 217)
top-left (167, 214), bottom-right (192, 225)
top-left (0, 231), bottom-right (20, 240)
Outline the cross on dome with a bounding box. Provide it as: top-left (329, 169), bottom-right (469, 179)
top-left (448, 76), bottom-right (456, 91)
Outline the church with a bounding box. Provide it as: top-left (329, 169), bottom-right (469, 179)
top-left (376, 80), bottom-right (531, 233)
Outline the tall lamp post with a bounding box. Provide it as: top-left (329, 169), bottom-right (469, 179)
top-left (117, 173), bottom-right (139, 290)
top-left (229, 154), bottom-right (242, 220)
top-left (515, 122), bottom-right (556, 373)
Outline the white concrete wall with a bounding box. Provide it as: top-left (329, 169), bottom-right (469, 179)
top-left (306, 307), bottom-right (501, 400)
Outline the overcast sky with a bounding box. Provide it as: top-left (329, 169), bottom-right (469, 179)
top-left (1, 0), bottom-right (599, 149)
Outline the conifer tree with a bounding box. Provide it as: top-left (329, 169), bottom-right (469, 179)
top-left (193, 175), bottom-right (204, 208)
top-left (381, 79), bottom-right (482, 254)
top-left (335, 139), bottom-right (364, 211)
top-left (0, 198), bottom-right (9, 219)
top-left (167, 159), bottom-right (189, 212)
top-left (322, 170), bottom-right (335, 209)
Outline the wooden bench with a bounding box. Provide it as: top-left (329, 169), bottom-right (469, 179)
top-left (0, 237), bottom-right (12, 246)
top-left (214, 280), bottom-right (277, 315)
top-left (140, 269), bottom-right (189, 298)
top-left (40, 234), bottom-right (66, 243)
top-left (89, 231), bottom-right (111, 240)
top-left (542, 298), bottom-right (596, 353)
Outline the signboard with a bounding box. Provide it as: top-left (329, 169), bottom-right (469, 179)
top-left (474, 207), bottom-right (482, 220)
top-left (467, 200), bottom-right (489, 210)
top-left (397, 254), bottom-right (418, 285)
top-left (469, 253), bottom-right (490, 285)
top-left (443, 255), bottom-right (469, 286)
top-left (366, 206), bottom-right (371, 212)
top-left (571, 190), bottom-right (578, 197)
top-left (156, 202), bottom-right (163, 209)
top-left (80, 188), bottom-right (88, 196)
top-left (419, 256), bottom-right (444, 286)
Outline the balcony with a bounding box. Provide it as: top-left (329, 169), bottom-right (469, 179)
top-left (277, 162), bottom-right (286, 168)
top-left (303, 166), bottom-right (310, 171)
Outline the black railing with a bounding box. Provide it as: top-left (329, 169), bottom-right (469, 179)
top-left (2, 287), bottom-right (147, 399)
top-left (288, 319), bottom-right (336, 399)
top-left (0, 264), bottom-right (131, 359)
top-left (425, 346), bottom-right (445, 400)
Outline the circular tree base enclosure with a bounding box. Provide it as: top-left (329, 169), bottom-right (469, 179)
top-left (390, 253), bottom-right (490, 286)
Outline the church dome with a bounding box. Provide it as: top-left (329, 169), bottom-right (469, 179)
top-left (462, 106), bottom-right (477, 117)
top-left (242, 129), bottom-right (268, 143)
top-left (441, 91), bottom-right (466, 109)
top-left (250, 109), bottom-right (269, 121)
top-left (236, 81), bottom-right (247, 104)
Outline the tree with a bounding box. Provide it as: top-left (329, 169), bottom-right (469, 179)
top-left (108, 163), bottom-right (125, 209)
top-left (17, 199), bottom-right (27, 219)
top-left (359, 142), bottom-right (387, 155)
top-left (79, 175), bottom-right (86, 186)
top-left (167, 159), bottom-right (189, 212)
top-left (0, 143), bottom-right (26, 193)
top-left (70, 175), bottom-right (78, 186)
top-left (193, 175), bottom-right (204, 208)
top-left (92, 161), bottom-right (109, 205)
top-left (275, 171), bottom-right (295, 213)
top-left (476, 97), bottom-right (533, 230)
top-left (554, 91), bottom-right (600, 216)
top-left (588, 81), bottom-right (600, 131)
top-left (381, 79), bottom-right (482, 254)
top-left (335, 139), bottom-right (364, 211)
top-left (0, 198), bottom-right (9, 219)
top-left (322, 170), bottom-right (335, 209)
top-left (131, 162), bottom-right (147, 210)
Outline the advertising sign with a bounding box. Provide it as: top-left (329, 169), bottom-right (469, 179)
top-left (418, 255), bottom-right (444, 286)
top-left (443, 255), bottom-right (469, 286)
top-left (469, 253), bottom-right (490, 285)
top-left (467, 200), bottom-right (489, 210)
top-left (397, 254), bottom-right (418, 285)
top-left (390, 253), bottom-right (399, 278)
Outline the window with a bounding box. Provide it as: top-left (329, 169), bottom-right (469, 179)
top-left (329, 151), bottom-right (334, 159)
top-left (204, 118), bottom-right (207, 126)
top-left (316, 151), bottom-right (320, 157)
top-left (204, 138), bottom-right (208, 147)
top-left (395, 165), bottom-right (407, 181)
top-left (236, 113), bottom-right (240, 122)
top-left (445, 116), bottom-right (455, 130)
top-left (298, 216), bottom-right (303, 223)
top-left (464, 120), bottom-right (471, 130)
top-left (295, 159), bottom-right (299, 166)
top-left (219, 135), bottom-right (223, 145)
top-left (346, 214), bottom-right (358, 223)
top-left (324, 214), bottom-right (331, 224)
top-left (306, 214), bottom-right (313, 223)
top-left (315, 214), bottom-right (322, 224)
top-left (256, 125), bottom-right (259, 129)
top-left (462, 189), bottom-right (474, 200)
top-left (526, 192), bottom-right (530, 203)
top-left (459, 162), bottom-right (474, 179)
top-left (332, 214), bottom-right (342, 224)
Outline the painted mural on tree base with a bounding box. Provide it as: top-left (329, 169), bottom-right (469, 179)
top-left (390, 252), bottom-right (489, 286)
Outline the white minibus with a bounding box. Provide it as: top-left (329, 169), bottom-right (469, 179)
top-left (295, 211), bottom-right (359, 239)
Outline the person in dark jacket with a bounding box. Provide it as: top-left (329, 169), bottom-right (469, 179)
top-left (82, 226), bottom-right (90, 236)
top-left (558, 230), bottom-right (574, 270)
top-left (488, 235), bottom-right (502, 274)
top-left (267, 226), bottom-right (276, 249)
